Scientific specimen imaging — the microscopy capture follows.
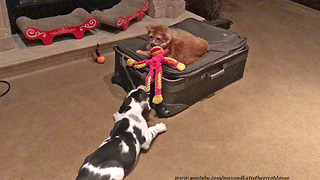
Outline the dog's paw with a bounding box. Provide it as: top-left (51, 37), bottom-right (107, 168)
top-left (154, 123), bottom-right (167, 133)
top-left (113, 112), bottom-right (121, 121)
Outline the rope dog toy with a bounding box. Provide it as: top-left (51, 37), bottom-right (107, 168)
top-left (127, 46), bottom-right (185, 104)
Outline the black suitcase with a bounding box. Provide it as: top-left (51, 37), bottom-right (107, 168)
top-left (112, 18), bottom-right (249, 117)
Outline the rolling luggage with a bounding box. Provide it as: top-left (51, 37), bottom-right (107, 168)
top-left (111, 18), bottom-right (249, 117)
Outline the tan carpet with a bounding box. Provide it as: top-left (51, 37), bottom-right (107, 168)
top-left (1, 0), bottom-right (320, 179)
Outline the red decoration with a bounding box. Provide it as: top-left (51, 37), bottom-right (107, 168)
top-left (24, 18), bottom-right (98, 46)
top-left (117, 1), bottom-right (149, 31)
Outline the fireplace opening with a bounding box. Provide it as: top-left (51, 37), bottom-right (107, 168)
top-left (6, 0), bottom-right (121, 34)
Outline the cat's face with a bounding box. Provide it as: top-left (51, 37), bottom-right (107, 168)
top-left (146, 25), bottom-right (173, 48)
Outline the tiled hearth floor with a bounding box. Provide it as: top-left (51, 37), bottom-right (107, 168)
top-left (0, 11), bottom-right (203, 79)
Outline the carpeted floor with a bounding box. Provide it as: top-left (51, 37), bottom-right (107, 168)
top-left (1, 0), bottom-right (320, 179)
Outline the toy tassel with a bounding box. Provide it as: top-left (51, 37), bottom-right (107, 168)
top-left (92, 43), bottom-right (105, 64)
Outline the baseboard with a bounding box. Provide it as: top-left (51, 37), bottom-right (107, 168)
top-left (290, 0), bottom-right (320, 11)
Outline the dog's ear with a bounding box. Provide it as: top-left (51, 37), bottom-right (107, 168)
top-left (119, 97), bottom-right (132, 114)
top-left (138, 92), bottom-right (149, 102)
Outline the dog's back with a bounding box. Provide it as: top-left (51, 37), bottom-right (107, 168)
top-left (77, 163), bottom-right (123, 180)
top-left (76, 119), bottom-right (140, 180)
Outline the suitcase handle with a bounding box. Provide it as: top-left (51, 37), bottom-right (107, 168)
top-left (201, 64), bottom-right (226, 80)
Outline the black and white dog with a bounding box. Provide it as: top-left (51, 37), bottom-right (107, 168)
top-left (76, 85), bottom-right (167, 180)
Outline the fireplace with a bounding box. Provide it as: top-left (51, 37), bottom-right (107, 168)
top-left (6, 0), bottom-right (121, 34)
top-left (185, 0), bottom-right (222, 21)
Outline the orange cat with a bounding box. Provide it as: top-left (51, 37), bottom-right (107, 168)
top-left (137, 25), bottom-right (209, 65)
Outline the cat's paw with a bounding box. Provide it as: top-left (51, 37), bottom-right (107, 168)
top-left (136, 50), bottom-right (150, 56)
top-left (136, 50), bottom-right (144, 54)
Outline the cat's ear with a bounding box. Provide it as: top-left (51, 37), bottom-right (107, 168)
top-left (146, 26), bottom-right (152, 31)
top-left (165, 33), bottom-right (173, 43)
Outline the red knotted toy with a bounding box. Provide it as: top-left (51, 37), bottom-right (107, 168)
top-left (127, 46), bottom-right (185, 104)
